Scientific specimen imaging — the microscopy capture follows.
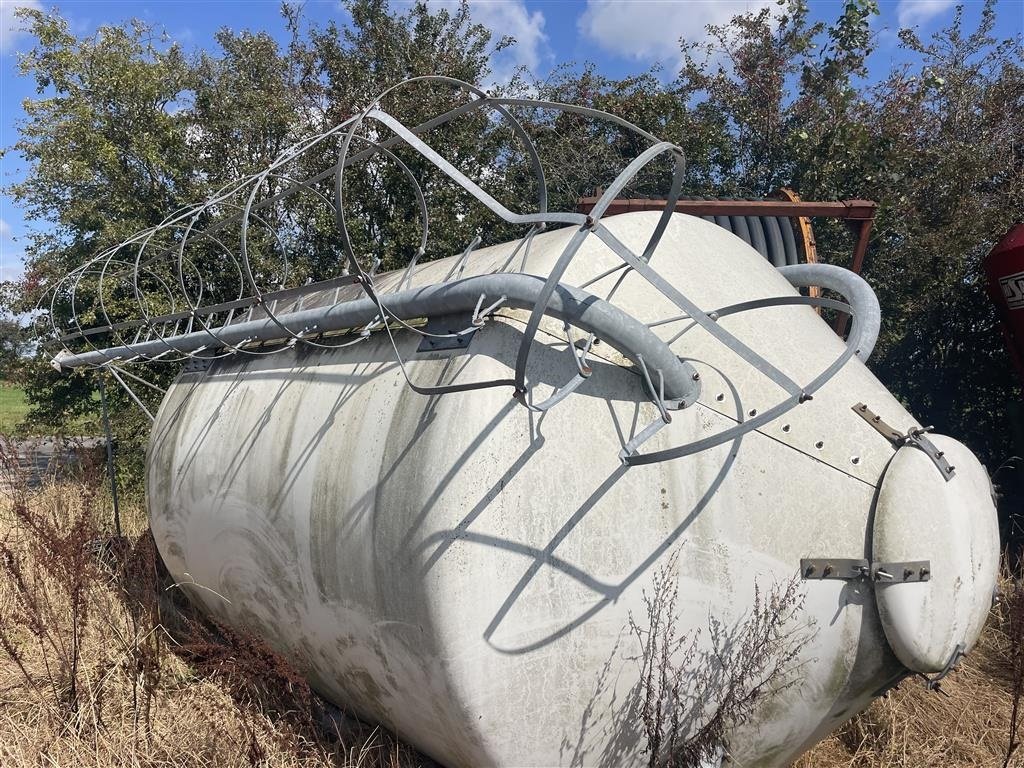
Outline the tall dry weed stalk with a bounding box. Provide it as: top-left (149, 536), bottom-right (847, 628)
top-left (628, 552), bottom-right (808, 768)
top-left (0, 448), bottom-right (106, 729)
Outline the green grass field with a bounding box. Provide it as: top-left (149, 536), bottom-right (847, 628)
top-left (0, 384), bottom-right (29, 434)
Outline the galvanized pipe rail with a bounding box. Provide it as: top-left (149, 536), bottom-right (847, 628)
top-left (52, 274), bottom-right (703, 405)
top-left (40, 75), bottom-right (884, 466)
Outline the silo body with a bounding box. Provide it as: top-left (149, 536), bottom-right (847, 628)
top-left (147, 213), bottom-right (999, 767)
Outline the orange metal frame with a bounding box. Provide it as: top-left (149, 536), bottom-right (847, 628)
top-left (575, 192), bottom-right (878, 334)
top-left (575, 194), bottom-right (876, 272)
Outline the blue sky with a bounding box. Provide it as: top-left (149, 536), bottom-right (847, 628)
top-left (1, 0), bottom-right (1021, 282)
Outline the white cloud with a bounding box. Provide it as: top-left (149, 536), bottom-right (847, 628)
top-left (429, 0), bottom-right (550, 84)
top-left (0, 0), bottom-right (42, 55)
top-left (0, 219), bottom-right (11, 241)
top-left (578, 0), bottom-right (776, 68)
top-left (896, 0), bottom-right (955, 28)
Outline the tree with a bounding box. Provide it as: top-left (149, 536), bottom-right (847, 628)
top-left (669, 0), bottom-right (1023, 483)
top-left (5, 0), bottom-right (513, 487)
top-left (7, 9), bottom-right (199, 455)
top-left (0, 283), bottom-right (33, 383)
top-left (861, 6), bottom-right (1024, 480)
top-left (508, 0), bottom-right (1021, 530)
top-left (5, 0), bottom-right (1022, 519)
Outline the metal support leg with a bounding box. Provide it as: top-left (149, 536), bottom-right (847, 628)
top-left (97, 377), bottom-right (121, 537)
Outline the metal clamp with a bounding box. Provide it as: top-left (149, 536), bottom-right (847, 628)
top-left (903, 425), bottom-right (956, 480)
top-left (922, 642), bottom-right (966, 693)
top-left (183, 356), bottom-right (213, 374)
top-left (852, 403), bottom-right (955, 481)
top-left (800, 558), bottom-right (931, 583)
top-left (416, 313), bottom-right (478, 352)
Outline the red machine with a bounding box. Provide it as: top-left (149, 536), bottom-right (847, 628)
top-left (984, 222), bottom-right (1024, 385)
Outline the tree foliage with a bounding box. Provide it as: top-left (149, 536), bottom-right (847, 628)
top-left (3, 0), bottom-right (506, 488)
top-left (4, 0), bottom-right (1022, 523)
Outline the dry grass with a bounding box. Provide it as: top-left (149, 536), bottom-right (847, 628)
top-left (0, 446), bottom-right (427, 768)
top-left (795, 570), bottom-right (1023, 768)
top-left (0, 441), bottom-right (1020, 767)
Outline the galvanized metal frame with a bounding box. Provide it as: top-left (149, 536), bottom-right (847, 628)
top-left (41, 75), bottom-right (882, 466)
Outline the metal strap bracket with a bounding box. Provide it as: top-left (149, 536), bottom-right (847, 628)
top-left (904, 427), bottom-right (956, 481)
top-left (852, 403), bottom-right (955, 481)
top-left (416, 313), bottom-right (478, 353)
top-left (922, 642), bottom-right (966, 693)
top-left (800, 558), bottom-right (931, 583)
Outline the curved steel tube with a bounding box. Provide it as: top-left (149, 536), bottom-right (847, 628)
top-left (623, 263), bottom-right (881, 465)
top-left (776, 262), bottom-right (881, 361)
top-left (52, 274), bottom-right (702, 405)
